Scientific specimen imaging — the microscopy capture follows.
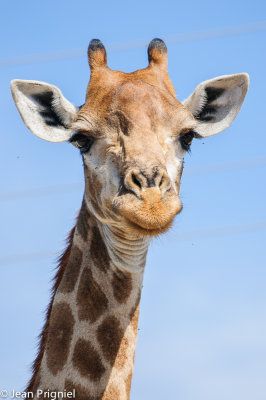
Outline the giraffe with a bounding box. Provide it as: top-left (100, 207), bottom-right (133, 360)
top-left (11, 38), bottom-right (249, 399)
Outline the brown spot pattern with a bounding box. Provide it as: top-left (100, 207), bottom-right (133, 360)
top-left (46, 302), bottom-right (74, 375)
top-left (76, 267), bottom-right (108, 322)
top-left (58, 246), bottom-right (82, 293)
top-left (97, 316), bottom-right (123, 364)
top-left (84, 166), bottom-right (104, 218)
top-left (102, 384), bottom-right (121, 400)
top-left (72, 338), bottom-right (106, 381)
top-left (76, 200), bottom-right (91, 241)
top-left (112, 270), bottom-right (132, 303)
top-left (90, 226), bottom-right (110, 272)
top-left (65, 380), bottom-right (95, 400)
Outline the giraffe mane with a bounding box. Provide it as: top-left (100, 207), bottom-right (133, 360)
top-left (25, 225), bottom-right (76, 392)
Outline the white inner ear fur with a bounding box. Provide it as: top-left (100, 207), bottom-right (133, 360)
top-left (182, 73), bottom-right (249, 137)
top-left (10, 79), bottom-right (78, 143)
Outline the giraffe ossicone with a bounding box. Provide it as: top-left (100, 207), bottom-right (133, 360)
top-left (11, 38), bottom-right (249, 399)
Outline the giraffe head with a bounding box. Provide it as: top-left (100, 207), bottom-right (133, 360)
top-left (11, 39), bottom-right (249, 236)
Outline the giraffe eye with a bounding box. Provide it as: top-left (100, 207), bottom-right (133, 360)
top-left (70, 133), bottom-right (94, 153)
top-left (180, 131), bottom-right (194, 151)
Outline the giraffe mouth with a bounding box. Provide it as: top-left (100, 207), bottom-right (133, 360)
top-left (122, 216), bottom-right (175, 236)
top-left (112, 187), bottom-right (182, 236)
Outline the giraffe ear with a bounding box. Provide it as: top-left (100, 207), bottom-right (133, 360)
top-left (182, 73), bottom-right (249, 137)
top-left (10, 79), bottom-right (79, 143)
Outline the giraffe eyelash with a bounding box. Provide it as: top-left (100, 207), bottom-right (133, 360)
top-left (179, 130), bottom-right (196, 152)
top-left (70, 132), bottom-right (95, 153)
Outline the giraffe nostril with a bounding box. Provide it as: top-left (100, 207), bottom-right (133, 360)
top-left (132, 173), bottom-right (142, 189)
top-left (125, 168), bottom-right (170, 196)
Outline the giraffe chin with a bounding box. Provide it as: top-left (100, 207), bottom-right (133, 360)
top-left (113, 188), bottom-right (182, 237)
top-left (123, 218), bottom-right (174, 237)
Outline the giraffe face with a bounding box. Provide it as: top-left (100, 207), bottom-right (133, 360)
top-left (71, 77), bottom-right (195, 235)
top-left (11, 39), bottom-right (249, 236)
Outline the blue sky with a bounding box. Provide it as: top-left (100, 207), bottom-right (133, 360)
top-left (0, 0), bottom-right (266, 399)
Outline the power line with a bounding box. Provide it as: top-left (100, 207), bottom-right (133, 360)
top-left (169, 220), bottom-right (266, 241)
top-left (184, 157), bottom-right (266, 176)
top-left (1, 22), bottom-right (266, 68)
top-left (1, 157), bottom-right (265, 201)
top-left (0, 250), bottom-right (58, 265)
top-left (0, 182), bottom-right (82, 201)
top-left (1, 220), bottom-right (265, 265)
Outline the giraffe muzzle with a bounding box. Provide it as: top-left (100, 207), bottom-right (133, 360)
top-left (123, 167), bottom-right (171, 199)
top-left (112, 173), bottom-right (182, 235)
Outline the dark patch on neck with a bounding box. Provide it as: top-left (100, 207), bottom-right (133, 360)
top-left (58, 246), bottom-right (82, 293)
top-left (31, 91), bottom-right (65, 127)
top-left (46, 302), bottom-right (74, 375)
top-left (72, 338), bottom-right (106, 381)
top-left (97, 316), bottom-right (124, 364)
top-left (76, 267), bottom-right (108, 322)
top-left (76, 199), bottom-right (91, 241)
top-left (90, 226), bottom-right (110, 272)
top-left (112, 270), bottom-right (132, 304)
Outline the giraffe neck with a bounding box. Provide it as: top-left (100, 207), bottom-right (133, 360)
top-left (28, 199), bottom-right (150, 400)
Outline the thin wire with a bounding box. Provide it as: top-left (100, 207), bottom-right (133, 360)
top-left (1, 22), bottom-right (266, 68)
top-left (169, 220), bottom-right (266, 241)
top-left (1, 157), bottom-right (265, 201)
top-left (0, 250), bottom-right (58, 265)
top-left (0, 182), bottom-right (82, 201)
top-left (184, 157), bottom-right (266, 176)
top-left (1, 220), bottom-right (265, 265)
